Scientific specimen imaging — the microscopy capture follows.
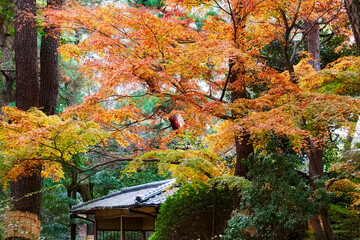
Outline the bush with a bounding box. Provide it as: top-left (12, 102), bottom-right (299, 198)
top-left (150, 182), bottom-right (234, 240)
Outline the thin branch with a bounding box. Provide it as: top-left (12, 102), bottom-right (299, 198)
top-left (204, 94), bottom-right (228, 103)
top-left (326, 176), bottom-right (348, 189)
top-left (212, 0), bottom-right (230, 15)
top-left (320, 32), bottom-right (334, 45)
top-left (220, 64), bottom-right (233, 101)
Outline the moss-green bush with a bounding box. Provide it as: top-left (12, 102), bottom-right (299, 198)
top-left (150, 182), bottom-right (234, 240)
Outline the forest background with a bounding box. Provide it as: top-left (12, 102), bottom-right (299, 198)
top-left (1, 0), bottom-right (360, 239)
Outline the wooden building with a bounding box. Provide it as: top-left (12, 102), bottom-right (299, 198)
top-left (71, 179), bottom-right (178, 240)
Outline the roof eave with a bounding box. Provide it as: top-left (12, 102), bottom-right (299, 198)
top-left (70, 203), bottom-right (162, 214)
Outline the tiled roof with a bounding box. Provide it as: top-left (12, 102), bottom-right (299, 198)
top-left (71, 179), bottom-right (178, 214)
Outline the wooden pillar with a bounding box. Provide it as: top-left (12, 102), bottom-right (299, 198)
top-left (120, 216), bottom-right (124, 240)
top-left (141, 231), bottom-right (146, 240)
top-left (93, 219), bottom-right (97, 240)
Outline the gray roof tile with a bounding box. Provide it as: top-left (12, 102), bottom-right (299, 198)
top-left (71, 179), bottom-right (178, 214)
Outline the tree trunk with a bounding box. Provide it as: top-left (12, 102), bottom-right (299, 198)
top-left (283, 43), bottom-right (297, 83)
top-left (306, 141), bottom-right (335, 240)
top-left (320, 206), bottom-right (335, 240)
top-left (14, 0), bottom-right (39, 111)
top-left (5, 0), bottom-right (40, 239)
top-left (229, 64), bottom-right (253, 207)
top-left (227, 2), bottom-right (254, 180)
top-left (0, 13), bottom-right (15, 106)
top-left (0, 70), bottom-right (15, 106)
top-left (234, 133), bottom-right (253, 177)
top-left (303, 22), bottom-right (330, 240)
top-left (345, 0), bottom-right (360, 56)
top-left (77, 179), bottom-right (95, 238)
top-left (309, 215), bottom-right (327, 240)
top-left (230, 66), bottom-right (253, 178)
top-left (10, 165), bottom-right (42, 216)
top-left (39, 0), bottom-right (63, 115)
top-left (305, 20), bottom-right (321, 71)
top-left (211, 183), bottom-right (217, 238)
top-left (308, 142), bottom-right (324, 187)
top-left (169, 115), bottom-right (180, 130)
top-left (67, 171), bottom-right (78, 240)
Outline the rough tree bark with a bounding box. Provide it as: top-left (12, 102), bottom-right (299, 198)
top-left (6, 0), bottom-right (41, 239)
top-left (39, 0), bottom-right (63, 115)
top-left (14, 0), bottom-right (39, 110)
top-left (6, 0), bottom-right (62, 238)
top-left (12, 0), bottom-right (39, 208)
top-left (0, 7), bottom-right (15, 106)
top-left (234, 133), bottom-right (253, 177)
top-left (344, 0), bottom-right (360, 55)
top-left (10, 166), bottom-right (42, 217)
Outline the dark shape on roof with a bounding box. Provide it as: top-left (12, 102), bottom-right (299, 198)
top-left (71, 179), bottom-right (178, 214)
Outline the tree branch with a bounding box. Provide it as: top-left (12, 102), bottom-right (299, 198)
top-left (220, 64), bottom-right (233, 101)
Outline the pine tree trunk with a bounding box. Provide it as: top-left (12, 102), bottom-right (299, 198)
top-left (7, 0), bottom-right (40, 239)
top-left (345, 0), bottom-right (360, 56)
top-left (10, 166), bottom-right (42, 216)
top-left (14, 0), bottom-right (39, 110)
top-left (39, 31), bottom-right (59, 115)
top-left (39, 0), bottom-right (63, 115)
top-left (6, 1), bottom-right (41, 239)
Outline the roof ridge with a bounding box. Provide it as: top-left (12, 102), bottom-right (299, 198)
top-left (71, 179), bottom-right (174, 211)
top-left (135, 179), bottom-right (176, 203)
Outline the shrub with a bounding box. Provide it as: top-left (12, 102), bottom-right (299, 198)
top-left (150, 182), bottom-right (234, 240)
